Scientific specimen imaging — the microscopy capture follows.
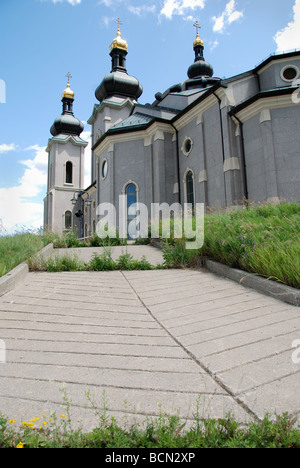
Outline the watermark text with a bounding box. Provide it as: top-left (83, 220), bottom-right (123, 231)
top-left (292, 78), bottom-right (300, 104)
top-left (96, 198), bottom-right (204, 250)
top-left (0, 340), bottom-right (6, 364)
top-left (0, 79), bottom-right (6, 104)
top-left (292, 339), bottom-right (300, 364)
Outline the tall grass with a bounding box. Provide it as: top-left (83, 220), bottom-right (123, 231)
top-left (0, 231), bottom-right (55, 278)
top-left (202, 202), bottom-right (300, 289)
top-left (158, 202), bottom-right (300, 289)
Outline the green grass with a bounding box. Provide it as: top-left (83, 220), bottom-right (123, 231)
top-left (1, 409), bottom-right (300, 449)
top-left (0, 231), bottom-right (55, 278)
top-left (29, 251), bottom-right (160, 273)
top-left (160, 202), bottom-right (300, 289)
top-left (52, 230), bottom-right (127, 249)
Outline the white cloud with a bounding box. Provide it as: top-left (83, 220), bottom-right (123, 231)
top-left (0, 143), bottom-right (18, 154)
top-left (209, 39), bottom-right (219, 52)
top-left (51, 0), bottom-right (82, 5)
top-left (212, 0), bottom-right (243, 33)
top-left (128, 5), bottom-right (157, 16)
top-left (0, 146), bottom-right (48, 232)
top-left (160, 0), bottom-right (205, 20)
top-left (274, 0), bottom-right (300, 52)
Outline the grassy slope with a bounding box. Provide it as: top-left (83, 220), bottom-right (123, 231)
top-left (0, 233), bottom-right (45, 278)
top-left (202, 202), bottom-right (300, 289)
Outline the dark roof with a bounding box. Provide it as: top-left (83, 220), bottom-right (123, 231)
top-left (110, 112), bottom-right (154, 131)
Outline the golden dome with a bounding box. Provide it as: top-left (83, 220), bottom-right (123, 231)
top-left (62, 82), bottom-right (75, 99)
top-left (194, 32), bottom-right (204, 48)
top-left (110, 26), bottom-right (128, 52)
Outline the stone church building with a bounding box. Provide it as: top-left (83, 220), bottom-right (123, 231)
top-left (44, 23), bottom-right (300, 237)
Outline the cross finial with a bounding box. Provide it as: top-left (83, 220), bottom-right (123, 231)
top-left (193, 21), bottom-right (201, 35)
top-left (66, 72), bottom-right (72, 84)
top-left (115, 18), bottom-right (123, 30)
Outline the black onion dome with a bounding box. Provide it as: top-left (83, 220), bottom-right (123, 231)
top-left (95, 71), bottom-right (143, 102)
top-left (187, 60), bottom-right (214, 80)
top-left (50, 113), bottom-right (84, 137)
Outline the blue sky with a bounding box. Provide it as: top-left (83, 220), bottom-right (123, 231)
top-left (0, 0), bottom-right (300, 233)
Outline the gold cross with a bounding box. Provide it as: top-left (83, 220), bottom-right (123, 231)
top-left (193, 21), bottom-right (201, 35)
top-left (66, 72), bottom-right (72, 84)
top-left (115, 18), bottom-right (123, 29)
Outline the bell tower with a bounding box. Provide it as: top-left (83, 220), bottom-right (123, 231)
top-left (44, 75), bottom-right (88, 234)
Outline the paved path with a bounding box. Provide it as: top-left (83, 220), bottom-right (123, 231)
top-left (0, 262), bottom-right (299, 431)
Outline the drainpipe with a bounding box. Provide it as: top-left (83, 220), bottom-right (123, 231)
top-left (171, 123), bottom-right (181, 205)
top-left (231, 114), bottom-right (249, 203)
top-left (213, 92), bottom-right (227, 206)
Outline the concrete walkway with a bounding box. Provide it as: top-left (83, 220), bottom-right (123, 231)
top-left (0, 253), bottom-right (299, 431)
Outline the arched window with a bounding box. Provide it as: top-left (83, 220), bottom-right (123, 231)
top-left (65, 210), bottom-right (72, 230)
top-left (186, 170), bottom-right (195, 209)
top-left (66, 161), bottom-right (73, 184)
top-left (126, 183), bottom-right (137, 207)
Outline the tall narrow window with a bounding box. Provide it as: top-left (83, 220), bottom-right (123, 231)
top-left (126, 183), bottom-right (137, 239)
top-left (66, 161), bottom-right (73, 184)
top-left (65, 210), bottom-right (72, 230)
top-left (186, 171), bottom-right (195, 209)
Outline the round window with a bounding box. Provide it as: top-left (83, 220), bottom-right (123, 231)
top-left (281, 65), bottom-right (299, 82)
top-left (102, 160), bottom-right (108, 179)
top-left (182, 138), bottom-right (193, 156)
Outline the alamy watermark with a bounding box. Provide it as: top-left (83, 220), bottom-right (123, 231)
top-left (292, 78), bottom-right (300, 104)
top-left (292, 339), bottom-right (300, 364)
top-left (0, 340), bottom-right (6, 364)
top-left (96, 198), bottom-right (204, 250)
top-left (0, 79), bottom-right (6, 104)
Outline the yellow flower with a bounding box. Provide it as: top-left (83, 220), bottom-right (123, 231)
top-left (16, 442), bottom-right (24, 449)
top-left (22, 421), bottom-right (28, 427)
top-left (60, 414), bottom-right (66, 418)
top-left (43, 421), bottom-right (47, 426)
top-left (9, 419), bottom-right (15, 425)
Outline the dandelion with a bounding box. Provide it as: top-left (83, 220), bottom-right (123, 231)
top-left (16, 442), bottom-right (24, 449)
top-left (43, 421), bottom-right (47, 426)
top-left (9, 419), bottom-right (15, 425)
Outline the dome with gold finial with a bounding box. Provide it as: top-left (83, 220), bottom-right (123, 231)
top-left (194, 32), bottom-right (204, 48)
top-left (62, 73), bottom-right (75, 100)
top-left (50, 74), bottom-right (84, 137)
top-left (110, 20), bottom-right (128, 52)
top-left (95, 19), bottom-right (142, 103)
top-left (62, 81), bottom-right (75, 100)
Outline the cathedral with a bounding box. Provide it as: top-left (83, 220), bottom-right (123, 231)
top-left (44, 22), bottom-right (300, 238)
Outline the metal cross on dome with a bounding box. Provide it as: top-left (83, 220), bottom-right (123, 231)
top-left (115, 18), bottom-right (123, 29)
top-left (65, 72), bottom-right (72, 84)
top-left (193, 21), bottom-right (201, 35)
